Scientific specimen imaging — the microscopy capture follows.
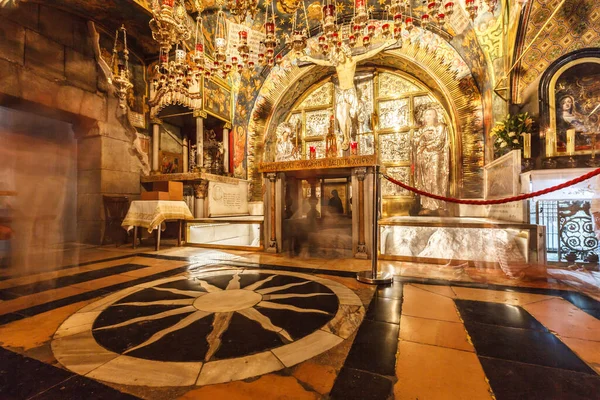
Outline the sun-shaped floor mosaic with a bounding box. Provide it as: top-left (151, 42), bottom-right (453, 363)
top-left (51, 269), bottom-right (365, 387)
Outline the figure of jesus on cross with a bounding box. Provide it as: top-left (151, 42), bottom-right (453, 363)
top-left (299, 38), bottom-right (397, 150)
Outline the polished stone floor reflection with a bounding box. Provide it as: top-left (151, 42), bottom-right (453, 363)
top-left (0, 244), bottom-right (598, 399)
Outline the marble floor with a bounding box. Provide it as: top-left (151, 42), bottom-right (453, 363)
top-left (0, 243), bottom-right (599, 399)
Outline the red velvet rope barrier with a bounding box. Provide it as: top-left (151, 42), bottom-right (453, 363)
top-left (382, 167), bottom-right (600, 206)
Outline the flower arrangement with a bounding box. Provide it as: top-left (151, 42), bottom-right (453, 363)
top-left (490, 112), bottom-right (533, 158)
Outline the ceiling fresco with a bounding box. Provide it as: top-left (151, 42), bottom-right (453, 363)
top-left (513, 0), bottom-right (600, 103)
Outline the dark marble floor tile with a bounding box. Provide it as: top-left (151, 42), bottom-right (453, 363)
top-left (8, 254), bottom-right (141, 279)
top-left (257, 305), bottom-right (334, 340)
top-left (365, 297), bottom-right (401, 324)
top-left (30, 375), bottom-right (140, 400)
top-left (94, 311), bottom-right (196, 357)
top-left (14, 266), bottom-right (190, 320)
top-left (561, 292), bottom-right (600, 319)
top-left (464, 321), bottom-right (596, 374)
top-left (455, 300), bottom-right (547, 331)
top-left (19, 290), bottom-right (107, 316)
top-left (0, 346), bottom-right (73, 399)
top-left (0, 264), bottom-right (148, 299)
top-left (0, 312), bottom-right (25, 325)
top-left (480, 356), bottom-right (600, 400)
top-left (376, 282), bottom-right (403, 300)
top-left (330, 367), bottom-right (393, 400)
top-left (214, 312), bottom-right (283, 360)
top-left (127, 314), bottom-right (214, 362)
top-left (343, 320), bottom-right (399, 376)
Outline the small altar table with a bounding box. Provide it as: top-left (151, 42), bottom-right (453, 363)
top-left (121, 200), bottom-right (194, 251)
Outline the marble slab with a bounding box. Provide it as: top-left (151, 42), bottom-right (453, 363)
top-left (52, 331), bottom-right (118, 376)
top-left (196, 352), bottom-right (284, 386)
top-left (272, 330), bottom-right (343, 367)
top-left (54, 311), bottom-right (101, 339)
top-left (87, 355), bottom-right (202, 387)
top-left (207, 180), bottom-right (249, 217)
top-left (322, 304), bottom-right (365, 339)
top-left (382, 225), bottom-right (528, 263)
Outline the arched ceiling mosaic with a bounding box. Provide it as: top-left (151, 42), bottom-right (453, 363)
top-left (513, 0), bottom-right (600, 103)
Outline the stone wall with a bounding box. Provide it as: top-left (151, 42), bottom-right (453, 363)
top-left (0, 3), bottom-right (146, 244)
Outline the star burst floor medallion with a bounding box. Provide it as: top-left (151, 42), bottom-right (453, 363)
top-left (51, 269), bottom-right (365, 386)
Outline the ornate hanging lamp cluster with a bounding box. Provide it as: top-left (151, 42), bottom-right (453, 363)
top-left (149, 0), bottom-right (191, 54)
top-left (258, 1), bottom-right (281, 66)
top-left (211, 7), bottom-right (255, 78)
top-left (149, 0), bottom-right (204, 113)
top-left (109, 25), bottom-right (134, 109)
top-left (285, 0), bottom-right (310, 55)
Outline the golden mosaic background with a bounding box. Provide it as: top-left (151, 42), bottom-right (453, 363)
top-left (515, 0), bottom-right (600, 102)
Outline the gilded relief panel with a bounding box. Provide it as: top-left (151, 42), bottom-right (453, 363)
top-left (359, 134), bottom-right (375, 155)
top-left (379, 98), bottom-right (410, 130)
top-left (379, 132), bottom-right (411, 163)
top-left (379, 73), bottom-right (420, 97)
top-left (381, 166), bottom-right (411, 197)
top-left (305, 109), bottom-right (333, 137)
top-left (356, 78), bottom-right (374, 134)
top-left (299, 82), bottom-right (333, 108)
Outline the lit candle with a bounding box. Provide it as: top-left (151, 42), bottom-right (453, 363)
top-left (567, 129), bottom-right (576, 155)
top-left (523, 133), bottom-right (531, 159)
top-left (545, 129), bottom-right (554, 157)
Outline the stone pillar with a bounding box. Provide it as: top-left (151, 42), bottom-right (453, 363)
top-left (193, 181), bottom-right (208, 218)
top-left (223, 123), bottom-right (231, 174)
top-left (353, 167), bottom-right (368, 259)
top-left (194, 110), bottom-right (207, 171)
top-left (182, 135), bottom-right (189, 173)
top-left (266, 172), bottom-right (278, 252)
top-left (151, 118), bottom-right (161, 173)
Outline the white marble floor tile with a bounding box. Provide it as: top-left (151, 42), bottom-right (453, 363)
top-left (54, 311), bottom-right (101, 339)
top-left (52, 331), bottom-right (118, 376)
top-left (272, 330), bottom-right (343, 368)
top-left (87, 355), bottom-right (202, 387)
top-left (196, 351), bottom-right (284, 386)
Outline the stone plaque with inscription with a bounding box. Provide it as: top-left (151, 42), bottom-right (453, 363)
top-left (207, 181), bottom-right (249, 217)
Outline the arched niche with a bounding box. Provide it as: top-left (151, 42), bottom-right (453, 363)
top-left (539, 49), bottom-right (600, 158)
top-left (247, 40), bottom-right (484, 201)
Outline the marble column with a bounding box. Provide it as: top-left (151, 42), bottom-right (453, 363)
top-left (353, 167), bottom-right (368, 259)
top-left (194, 110), bottom-right (206, 171)
top-left (266, 173), bottom-right (278, 253)
top-left (151, 118), bottom-right (161, 173)
top-left (223, 123), bottom-right (231, 174)
top-left (193, 181), bottom-right (207, 218)
top-left (182, 135), bottom-right (189, 173)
